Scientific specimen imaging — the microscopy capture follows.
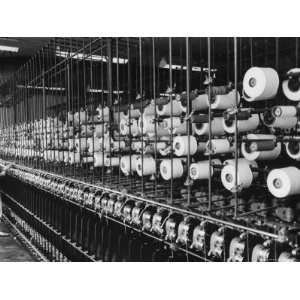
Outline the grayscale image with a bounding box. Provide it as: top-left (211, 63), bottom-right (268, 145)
top-left (0, 37), bottom-right (298, 262)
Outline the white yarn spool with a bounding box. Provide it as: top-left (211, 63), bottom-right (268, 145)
top-left (45, 150), bottom-right (54, 162)
top-left (206, 139), bottom-right (233, 155)
top-left (73, 110), bottom-right (88, 126)
top-left (93, 124), bottom-right (107, 138)
top-left (87, 137), bottom-right (102, 154)
top-left (222, 114), bottom-right (260, 134)
top-left (120, 118), bottom-right (129, 135)
top-left (127, 106), bottom-right (141, 119)
top-left (285, 141), bottom-right (300, 161)
top-left (211, 89), bottom-right (240, 110)
top-left (120, 155), bottom-right (139, 175)
top-left (149, 141), bottom-right (168, 154)
top-left (173, 135), bottom-right (198, 156)
top-left (132, 140), bottom-right (144, 152)
top-left (120, 118), bottom-right (140, 136)
top-left (24, 149), bottom-right (29, 158)
top-left (143, 103), bottom-right (156, 116)
top-left (190, 159), bottom-right (221, 180)
top-left (138, 115), bottom-right (169, 137)
top-left (96, 106), bottom-right (110, 122)
top-left (68, 152), bottom-right (80, 164)
top-left (43, 150), bottom-right (50, 161)
top-left (221, 159), bottom-right (255, 191)
top-left (272, 106), bottom-right (297, 118)
top-left (82, 156), bottom-right (94, 164)
top-left (282, 68), bottom-right (300, 101)
top-left (192, 94), bottom-right (209, 111)
top-left (63, 126), bottom-right (74, 139)
top-left (156, 100), bottom-right (183, 116)
top-left (278, 252), bottom-right (297, 262)
top-left (104, 156), bottom-right (119, 167)
top-left (53, 117), bottom-right (63, 127)
top-left (132, 140), bottom-right (167, 155)
top-left (138, 115), bottom-right (154, 133)
top-left (243, 67), bottom-right (279, 101)
top-left (160, 158), bottom-right (185, 180)
top-left (162, 117), bottom-right (181, 130)
top-left (241, 134), bottom-right (281, 161)
top-left (113, 111), bottom-right (126, 124)
top-left (163, 117), bottom-right (188, 135)
top-left (262, 114), bottom-right (298, 129)
top-left (267, 167), bottom-right (300, 198)
top-left (80, 124), bottom-right (93, 137)
top-left (111, 140), bottom-right (126, 151)
top-left (194, 117), bottom-right (225, 136)
top-left (68, 139), bottom-right (76, 151)
top-left (75, 138), bottom-right (89, 152)
top-left (93, 152), bottom-right (108, 167)
top-left (63, 152), bottom-right (70, 164)
top-left (179, 102), bottom-right (187, 113)
top-left (99, 136), bottom-right (113, 152)
top-left (67, 111), bottom-right (74, 124)
top-left (57, 151), bottom-right (65, 162)
top-left (136, 155), bottom-right (156, 176)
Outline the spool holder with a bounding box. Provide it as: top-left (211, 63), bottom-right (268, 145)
top-left (271, 106), bottom-right (300, 118)
top-left (191, 107), bottom-right (266, 125)
top-left (243, 135), bottom-right (300, 145)
top-left (247, 140), bottom-right (277, 152)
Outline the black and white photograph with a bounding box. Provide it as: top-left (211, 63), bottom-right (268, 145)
top-left (0, 1), bottom-right (298, 299)
top-left (1, 36), bottom-right (300, 263)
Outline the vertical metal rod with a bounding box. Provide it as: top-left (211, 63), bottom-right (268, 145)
top-left (226, 38), bottom-right (230, 82)
top-left (82, 38), bottom-right (88, 181)
top-left (207, 37), bottom-right (212, 212)
top-left (296, 37), bottom-right (299, 67)
top-left (107, 38), bottom-right (113, 182)
top-left (275, 38), bottom-right (279, 106)
top-left (90, 38), bottom-right (95, 184)
top-left (100, 39), bottom-right (104, 185)
top-left (264, 38), bottom-right (268, 65)
top-left (185, 37), bottom-right (191, 206)
top-left (42, 71), bottom-right (46, 168)
top-left (139, 38), bottom-right (144, 194)
top-left (239, 38), bottom-right (242, 79)
top-left (70, 38), bottom-right (75, 178)
top-left (66, 57), bottom-right (71, 176)
top-left (275, 38), bottom-right (279, 69)
top-left (250, 38), bottom-right (253, 67)
top-left (234, 37), bottom-right (238, 218)
top-left (116, 38), bottom-right (121, 188)
top-left (152, 38), bottom-right (158, 195)
top-left (169, 37), bottom-right (173, 205)
top-left (127, 38), bottom-right (133, 190)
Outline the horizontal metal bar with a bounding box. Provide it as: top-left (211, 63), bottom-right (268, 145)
top-left (5, 160), bottom-right (281, 240)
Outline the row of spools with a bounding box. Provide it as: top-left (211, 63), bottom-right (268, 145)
top-left (1, 67), bottom-right (300, 199)
top-left (8, 165), bottom-right (297, 262)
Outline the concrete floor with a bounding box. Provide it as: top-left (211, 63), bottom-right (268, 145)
top-left (0, 221), bottom-right (35, 261)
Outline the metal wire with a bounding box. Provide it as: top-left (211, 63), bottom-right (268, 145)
top-left (0, 37), bottom-right (299, 261)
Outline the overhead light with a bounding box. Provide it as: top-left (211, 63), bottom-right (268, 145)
top-left (87, 88), bottom-right (124, 94)
top-left (202, 67), bottom-right (218, 72)
top-left (56, 50), bottom-right (128, 64)
top-left (0, 45), bottom-right (19, 53)
top-left (160, 93), bottom-right (176, 97)
top-left (159, 57), bottom-right (217, 73)
top-left (17, 85), bottom-right (65, 91)
top-left (160, 64), bottom-right (202, 72)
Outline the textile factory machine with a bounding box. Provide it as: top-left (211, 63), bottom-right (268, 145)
top-left (0, 37), bottom-right (300, 261)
